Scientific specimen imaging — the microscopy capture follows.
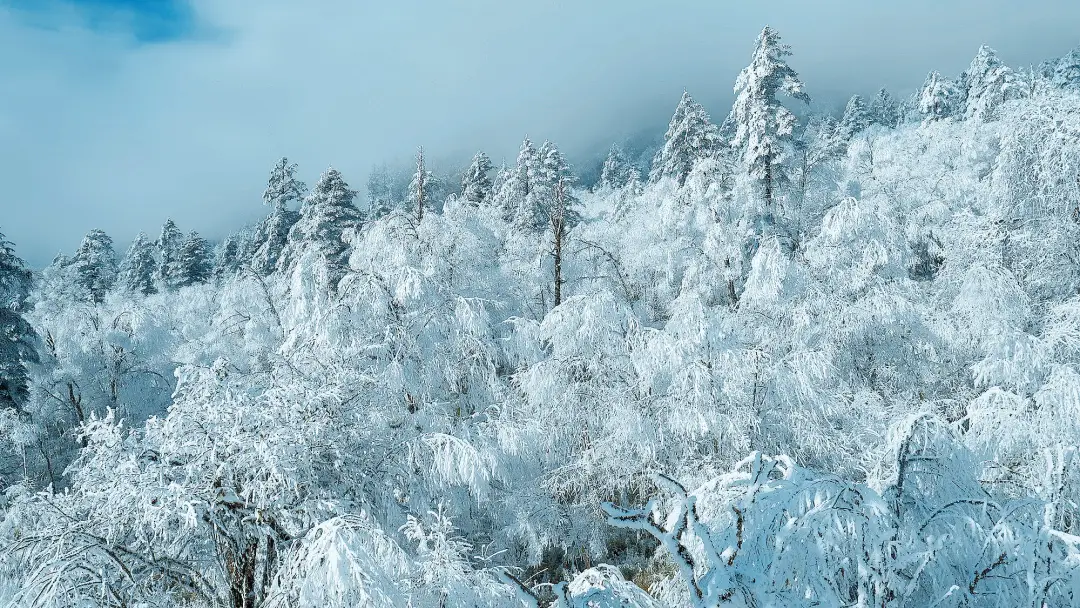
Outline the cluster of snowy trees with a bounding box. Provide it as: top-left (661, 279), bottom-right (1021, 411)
top-left (2, 26), bottom-right (1080, 607)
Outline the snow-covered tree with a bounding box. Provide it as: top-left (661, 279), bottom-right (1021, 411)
top-left (118, 232), bottom-right (157, 295)
top-left (280, 166), bottom-right (362, 285)
top-left (177, 231), bottom-right (211, 287)
top-left (730, 26), bottom-right (811, 212)
top-left (961, 45), bottom-right (1023, 121)
top-left (492, 137), bottom-right (542, 223)
top-left (598, 143), bottom-right (636, 190)
top-left (72, 228), bottom-right (118, 303)
top-left (213, 233), bottom-right (248, 279)
top-left (838, 93), bottom-right (871, 140)
top-left (649, 91), bottom-right (720, 186)
top-left (262, 157), bottom-right (307, 209)
top-left (1040, 44), bottom-right (1080, 89)
top-left (251, 158), bottom-right (305, 275)
top-left (0, 228), bottom-right (35, 414)
top-left (460, 151), bottom-right (494, 205)
top-left (408, 146), bottom-right (437, 222)
top-left (511, 141), bottom-right (580, 235)
top-left (157, 218), bottom-right (185, 289)
top-left (918, 70), bottom-right (960, 122)
top-left (869, 87), bottom-right (900, 127)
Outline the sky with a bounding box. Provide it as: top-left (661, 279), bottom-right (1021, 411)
top-left (1, 0), bottom-right (1079, 267)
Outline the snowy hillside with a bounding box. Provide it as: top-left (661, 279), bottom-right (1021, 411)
top-left (2, 27), bottom-right (1080, 607)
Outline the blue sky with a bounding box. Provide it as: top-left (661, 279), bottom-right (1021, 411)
top-left (5, 0), bottom-right (197, 42)
top-left (2, 0), bottom-right (1080, 267)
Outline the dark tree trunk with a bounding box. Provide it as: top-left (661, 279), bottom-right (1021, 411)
top-left (552, 179), bottom-right (566, 307)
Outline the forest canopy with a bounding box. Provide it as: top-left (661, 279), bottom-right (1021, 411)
top-left (2, 27), bottom-right (1080, 607)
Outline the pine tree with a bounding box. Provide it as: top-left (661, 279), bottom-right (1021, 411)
top-left (838, 94), bottom-right (871, 140)
top-left (649, 91), bottom-right (721, 186)
top-left (213, 235), bottom-right (242, 279)
top-left (961, 46), bottom-right (1022, 121)
top-left (73, 229), bottom-right (118, 303)
top-left (408, 146), bottom-right (435, 222)
top-left (1041, 45), bottom-right (1080, 89)
top-left (281, 166), bottom-right (363, 280)
top-left (918, 71), bottom-right (960, 122)
top-left (0, 228), bottom-right (36, 412)
top-left (251, 202), bottom-right (299, 276)
top-left (870, 88), bottom-right (900, 128)
top-left (177, 232), bottom-right (211, 287)
top-left (262, 157), bottom-right (307, 210)
top-left (731, 26), bottom-right (811, 212)
top-left (515, 141), bottom-right (580, 233)
top-left (251, 158), bottom-right (304, 275)
top-left (157, 219), bottom-right (184, 289)
top-left (460, 151), bottom-right (494, 205)
top-left (492, 138), bottom-right (541, 222)
top-left (119, 232), bottom-right (157, 295)
top-left (598, 144), bottom-right (634, 190)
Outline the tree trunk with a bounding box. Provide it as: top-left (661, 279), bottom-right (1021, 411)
top-left (552, 179), bottom-right (566, 307)
top-left (226, 538), bottom-right (259, 608)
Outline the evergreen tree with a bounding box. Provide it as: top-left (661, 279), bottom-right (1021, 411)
top-left (251, 158), bottom-right (304, 275)
top-left (213, 235), bottom-right (242, 279)
top-left (408, 146), bottom-right (437, 222)
top-left (156, 219), bottom-right (184, 289)
top-left (281, 166), bottom-right (363, 280)
top-left (731, 26), bottom-right (811, 212)
top-left (492, 138), bottom-right (541, 222)
top-left (961, 45), bottom-right (1023, 121)
top-left (262, 157), bottom-right (307, 209)
top-left (177, 232), bottom-right (211, 287)
top-left (118, 232), bottom-right (157, 296)
top-left (649, 91), bottom-right (721, 186)
top-left (918, 71), bottom-right (960, 122)
top-left (870, 87), bottom-right (900, 128)
top-left (0, 228), bottom-right (36, 412)
top-left (251, 202), bottom-right (299, 276)
top-left (598, 143), bottom-right (634, 190)
top-left (516, 141), bottom-right (580, 232)
top-left (460, 151), bottom-right (494, 205)
top-left (838, 94), bottom-right (871, 140)
top-left (512, 138), bottom-right (540, 200)
top-left (73, 229), bottom-right (118, 304)
top-left (1040, 45), bottom-right (1080, 89)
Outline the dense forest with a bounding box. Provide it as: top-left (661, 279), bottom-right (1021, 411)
top-left (2, 27), bottom-right (1080, 607)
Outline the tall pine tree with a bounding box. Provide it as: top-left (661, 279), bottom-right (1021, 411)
top-left (252, 158), bottom-right (304, 275)
top-left (838, 94), bottom-right (871, 141)
top-left (460, 151), bottom-right (494, 205)
top-left (918, 71), bottom-right (960, 122)
top-left (491, 138), bottom-right (541, 224)
top-left (73, 229), bottom-right (118, 303)
top-left (649, 91), bottom-right (721, 186)
top-left (961, 46), bottom-right (1022, 121)
top-left (177, 232), bottom-right (211, 287)
top-left (0, 228), bottom-right (36, 413)
top-left (281, 166), bottom-right (363, 283)
top-left (731, 26), bottom-right (810, 215)
top-left (870, 88), bottom-right (900, 128)
top-left (119, 232), bottom-right (157, 295)
top-left (408, 146), bottom-right (437, 222)
top-left (157, 219), bottom-right (184, 290)
top-left (598, 143), bottom-right (635, 190)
